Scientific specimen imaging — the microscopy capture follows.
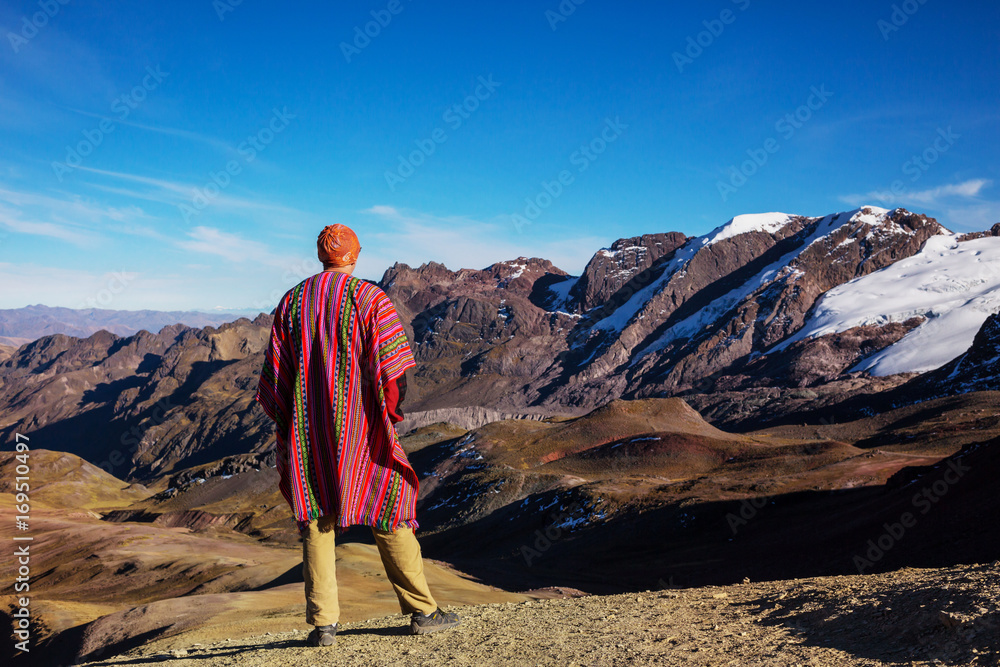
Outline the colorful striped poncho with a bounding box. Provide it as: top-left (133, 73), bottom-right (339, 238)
top-left (255, 271), bottom-right (419, 533)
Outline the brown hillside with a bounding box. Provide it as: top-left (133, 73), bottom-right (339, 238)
top-left (0, 449), bottom-right (148, 510)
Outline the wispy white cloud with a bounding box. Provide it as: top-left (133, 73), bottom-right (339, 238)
top-left (0, 207), bottom-right (93, 245)
top-left (77, 166), bottom-right (307, 216)
top-left (64, 109), bottom-right (235, 154)
top-left (0, 186), bottom-right (150, 222)
top-left (76, 166), bottom-right (192, 197)
top-left (0, 186), bottom-right (163, 246)
top-left (176, 226), bottom-right (298, 268)
top-left (366, 205), bottom-right (401, 218)
top-left (840, 178), bottom-right (992, 208)
top-left (84, 182), bottom-right (179, 207)
top-left (907, 179), bottom-right (992, 204)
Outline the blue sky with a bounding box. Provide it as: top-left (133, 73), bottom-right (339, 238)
top-left (1, 0), bottom-right (997, 312)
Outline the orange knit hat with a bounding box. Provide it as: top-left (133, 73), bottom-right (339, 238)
top-left (317, 224), bottom-right (361, 267)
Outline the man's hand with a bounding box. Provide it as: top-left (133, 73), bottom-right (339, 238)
top-left (386, 374), bottom-right (407, 423)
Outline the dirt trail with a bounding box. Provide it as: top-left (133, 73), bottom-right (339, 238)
top-left (80, 561), bottom-right (999, 667)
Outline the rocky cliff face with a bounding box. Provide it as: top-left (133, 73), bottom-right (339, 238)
top-left (380, 257), bottom-right (578, 411)
top-left (400, 406), bottom-right (551, 434)
top-left (566, 232), bottom-right (690, 313)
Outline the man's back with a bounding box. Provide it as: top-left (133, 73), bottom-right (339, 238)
top-left (256, 270), bottom-right (419, 533)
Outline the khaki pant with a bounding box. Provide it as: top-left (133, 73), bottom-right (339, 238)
top-left (302, 515), bottom-right (438, 626)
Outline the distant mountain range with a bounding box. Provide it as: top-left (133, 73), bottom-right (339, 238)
top-left (3, 206), bottom-right (1000, 476)
top-left (0, 304), bottom-right (247, 346)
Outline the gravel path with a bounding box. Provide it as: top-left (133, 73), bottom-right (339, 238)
top-left (80, 562), bottom-right (999, 667)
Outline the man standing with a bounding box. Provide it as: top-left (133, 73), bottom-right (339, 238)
top-left (255, 224), bottom-right (459, 647)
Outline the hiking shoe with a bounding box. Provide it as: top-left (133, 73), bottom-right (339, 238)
top-left (410, 608), bottom-right (460, 635)
top-left (307, 623), bottom-right (337, 646)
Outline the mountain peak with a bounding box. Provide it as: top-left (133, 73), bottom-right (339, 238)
top-left (486, 257), bottom-right (562, 275)
top-left (703, 212), bottom-right (798, 246)
top-left (700, 206), bottom-right (907, 249)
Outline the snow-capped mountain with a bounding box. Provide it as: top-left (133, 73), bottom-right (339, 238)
top-left (515, 206), bottom-right (950, 408)
top-left (771, 233), bottom-right (1000, 376)
top-left (370, 206), bottom-right (1000, 413)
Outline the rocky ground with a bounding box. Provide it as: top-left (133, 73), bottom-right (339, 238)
top-left (80, 561), bottom-right (999, 667)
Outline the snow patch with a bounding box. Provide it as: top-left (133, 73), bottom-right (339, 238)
top-left (545, 275), bottom-right (580, 313)
top-left (702, 212), bottom-right (796, 246)
top-left (598, 245), bottom-right (648, 259)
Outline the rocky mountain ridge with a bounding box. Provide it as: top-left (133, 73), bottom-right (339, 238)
top-left (0, 315), bottom-right (275, 480)
top-left (2, 206), bottom-right (998, 479)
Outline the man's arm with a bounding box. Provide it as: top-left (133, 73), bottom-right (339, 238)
top-left (365, 287), bottom-right (417, 426)
top-left (384, 373), bottom-right (408, 424)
